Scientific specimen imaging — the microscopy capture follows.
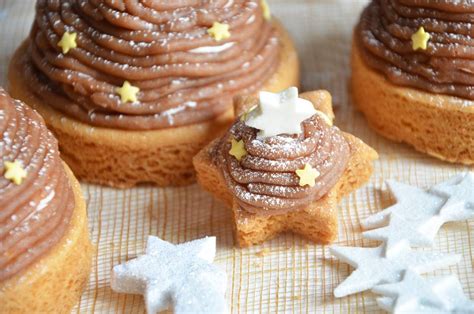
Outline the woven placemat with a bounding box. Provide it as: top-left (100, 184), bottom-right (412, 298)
top-left (0, 1), bottom-right (472, 313)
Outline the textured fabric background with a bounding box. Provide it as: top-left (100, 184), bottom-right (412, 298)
top-left (0, 1), bottom-right (472, 313)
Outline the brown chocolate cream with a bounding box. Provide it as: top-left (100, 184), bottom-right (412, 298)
top-left (23, 0), bottom-right (279, 130)
top-left (0, 88), bottom-right (74, 282)
top-left (356, 0), bottom-right (474, 100)
top-left (214, 114), bottom-right (350, 216)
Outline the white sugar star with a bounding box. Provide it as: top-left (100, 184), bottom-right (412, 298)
top-left (373, 270), bottom-right (474, 313)
top-left (329, 244), bottom-right (460, 298)
top-left (430, 172), bottom-right (474, 221)
top-left (111, 236), bottom-right (227, 314)
top-left (362, 178), bottom-right (473, 257)
top-left (245, 87), bottom-right (317, 138)
top-left (361, 180), bottom-right (444, 230)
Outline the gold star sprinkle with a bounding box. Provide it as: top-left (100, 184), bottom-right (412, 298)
top-left (4, 160), bottom-right (27, 185)
top-left (240, 105), bottom-right (258, 122)
top-left (207, 22), bottom-right (231, 42)
top-left (116, 81), bottom-right (140, 103)
top-left (411, 27), bottom-right (431, 51)
top-left (261, 0), bottom-right (271, 21)
top-left (295, 163), bottom-right (320, 187)
top-left (57, 31), bottom-right (77, 54)
top-left (229, 138), bottom-right (247, 161)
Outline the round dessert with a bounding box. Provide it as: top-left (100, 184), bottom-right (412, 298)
top-left (0, 88), bottom-right (92, 312)
top-left (9, 0), bottom-right (299, 187)
top-left (194, 88), bottom-right (377, 246)
top-left (352, 0), bottom-right (474, 164)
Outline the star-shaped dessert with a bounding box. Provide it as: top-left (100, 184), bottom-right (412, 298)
top-left (207, 22), bottom-right (231, 42)
top-left (193, 89), bottom-right (378, 247)
top-left (111, 236), bottom-right (227, 314)
top-left (374, 270), bottom-right (474, 313)
top-left (329, 243), bottom-right (460, 298)
top-left (362, 176), bottom-right (474, 258)
top-left (296, 163), bottom-right (320, 187)
top-left (246, 87), bottom-right (317, 138)
top-left (116, 81), bottom-right (140, 103)
top-left (412, 26), bottom-right (430, 51)
top-left (3, 160), bottom-right (27, 185)
top-left (57, 31), bottom-right (77, 54)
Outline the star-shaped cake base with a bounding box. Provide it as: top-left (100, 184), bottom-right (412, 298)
top-left (193, 91), bottom-right (378, 247)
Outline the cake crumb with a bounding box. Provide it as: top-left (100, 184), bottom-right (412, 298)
top-left (256, 248), bottom-right (270, 257)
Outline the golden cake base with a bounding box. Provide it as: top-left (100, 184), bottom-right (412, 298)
top-left (193, 91), bottom-right (378, 247)
top-left (0, 165), bottom-right (93, 313)
top-left (9, 20), bottom-right (300, 188)
top-left (351, 38), bottom-right (474, 165)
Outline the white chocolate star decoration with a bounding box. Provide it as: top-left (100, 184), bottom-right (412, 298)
top-left (373, 270), bottom-right (474, 313)
top-left (111, 236), bottom-right (227, 314)
top-left (245, 87), bottom-right (317, 138)
top-left (329, 243), bottom-right (460, 298)
top-left (362, 174), bottom-right (474, 258)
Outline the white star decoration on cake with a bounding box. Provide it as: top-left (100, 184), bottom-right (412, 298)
top-left (373, 270), bottom-right (474, 313)
top-left (245, 87), bottom-right (317, 138)
top-left (361, 176), bottom-right (474, 257)
top-left (111, 236), bottom-right (227, 314)
top-left (329, 244), bottom-right (460, 298)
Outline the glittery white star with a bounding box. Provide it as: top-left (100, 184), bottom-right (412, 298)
top-left (329, 244), bottom-right (460, 298)
top-left (111, 236), bottom-right (227, 314)
top-left (373, 270), bottom-right (474, 313)
top-left (245, 87), bottom-right (317, 138)
top-left (430, 172), bottom-right (474, 221)
top-left (362, 175), bottom-right (474, 257)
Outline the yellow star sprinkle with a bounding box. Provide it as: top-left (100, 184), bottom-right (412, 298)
top-left (261, 0), bottom-right (271, 21)
top-left (240, 105), bottom-right (258, 122)
top-left (411, 27), bottom-right (431, 51)
top-left (116, 81), bottom-right (140, 103)
top-left (4, 160), bottom-right (27, 185)
top-left (207, 22), bottom-right (231, 42)
top-left (57, 31), bottom-right (77, 54)
top-left (229, 138), bottom-right (247, 161)
top-left (295, 163), bottom-right (320, 187)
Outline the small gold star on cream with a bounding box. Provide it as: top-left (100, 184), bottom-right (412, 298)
top-left (229, 138), bottom-right (247, 161)
top-left (261, 0), bottom-right (271, 20)
top-left (240, 105), bottom-right (258, 122)
top-left (207, 22), bottom-right (231, 42)
top-left (3, 160), bottom-right (27, 185)
top-left (57, 31), bottom-right (77, 54)
top-left (116, 81), bottom-right (140, 103)
top-left (296, 163), bottom-right (320, 187)
top-left (411, 26), bottom-right (431, 51)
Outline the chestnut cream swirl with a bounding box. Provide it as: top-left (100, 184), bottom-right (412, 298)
top-left (0, 89), bottom-right (74, 281)
top-left (357, 0), bottom-right (474, 100)
top-left (215, 115), bottom-right (350, 215)
top-left (24, 0), bottom-right (279, 130)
